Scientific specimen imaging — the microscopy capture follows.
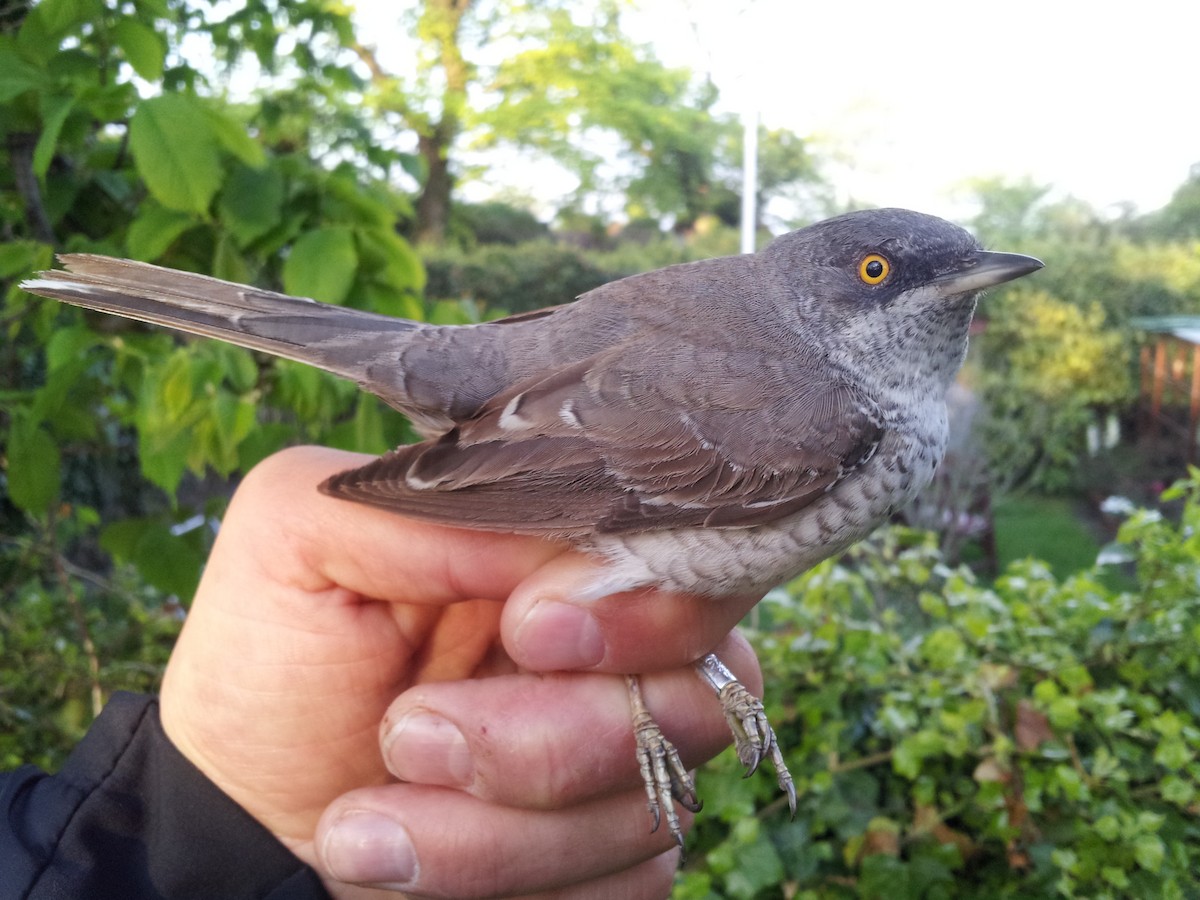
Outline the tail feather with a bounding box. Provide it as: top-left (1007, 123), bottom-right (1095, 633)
top-left (21, 254), bottom-right (418, 380)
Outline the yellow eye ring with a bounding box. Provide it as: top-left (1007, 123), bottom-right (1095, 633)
top-left (859, 254), bottom-right (890, 285)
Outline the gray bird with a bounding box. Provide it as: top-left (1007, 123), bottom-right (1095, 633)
top-left (22, 208), bottom-right (1042, 847)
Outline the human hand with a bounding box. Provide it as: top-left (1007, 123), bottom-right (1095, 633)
top-left (160, 446), bottom-right (766, 898)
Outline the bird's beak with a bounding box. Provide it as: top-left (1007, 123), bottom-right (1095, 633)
top-left (931, 250), bottom-right (1044, 298)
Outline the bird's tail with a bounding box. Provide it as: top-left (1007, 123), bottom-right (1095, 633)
top-left (21, 254), bottom-right (420, 383)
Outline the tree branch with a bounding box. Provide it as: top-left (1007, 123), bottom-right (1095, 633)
top-left (8, 133), bottom-right (57, 244)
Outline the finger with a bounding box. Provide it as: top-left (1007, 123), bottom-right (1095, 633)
top-left (380, 633), bottom-right (762, 808)
top-left (323, 854), bottom-right (678, 900)
top-left (502, 552), bottom-right (763, 672)
top-left (515, 852), bottom-right (678, 900)
top-left (226, 445), bottom-right (568, 604)
top-left (314, 784), bottom-right (688, 898)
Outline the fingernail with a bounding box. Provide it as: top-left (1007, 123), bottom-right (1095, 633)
top-left (383, 712), bottom-right (473, 787)
top-left (322, 810), bottom-right (417, 887)
top-left (514, 601), bottom-right (605, 670)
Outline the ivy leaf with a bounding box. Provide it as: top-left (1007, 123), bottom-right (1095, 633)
top-left (129, 94), bottom-right (222, 214)
top-left (1134, 835), bottom-right (1165, 873)
top-left (283, 226), bottom-right (357, 303)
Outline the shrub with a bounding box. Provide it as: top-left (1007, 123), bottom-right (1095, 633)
top-left (421, 224), bottom-right (744, 316)
top-left (681, 475), bottom-right (1200, 899)
top-left (448, 201), bottom-right (551, 246)
top-left (421, 240), bottom-right (618, 315)
top-left (974, 288), bottom-right (1133, 493)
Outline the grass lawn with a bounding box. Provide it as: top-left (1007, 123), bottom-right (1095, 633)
top-left (991, 495), bottom-right (1104, 579)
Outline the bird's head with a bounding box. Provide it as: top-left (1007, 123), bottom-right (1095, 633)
top-left (763, 207), bottom-right (1043, 394)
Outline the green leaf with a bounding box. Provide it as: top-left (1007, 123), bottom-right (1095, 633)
top-left (1058, 664), bottom-right (1093, 695)
top-left (283, 226), bottom-right (357, 303)
top-left (126, 204), bottom-right (197, 260)
top-left (44, 325), bottom-right (97, 372)
top-left (357, 225), bottom-right (426, 295)
top-left (0, 49), bottom-right (44, 101)
top-left (134, 0), bottom-right (169, 16)
top-left (326, 394), bottom-right (389, 454)
top-left (213, 343), bottom-right (259, 393)
top-left (112, 17), bottom-right (165, 81)
top-left (135, 349), bottom-right (205, 494)
top-left (99, 517), bottom-right (150, 560)
top-left (208, 391), bottom-right (257, 468)
top-left (33, 92), bottom-right (74, 178)
top-left (362, 282), bottom-right (424, 321)
top-left (28, 0), bottom-right (94, 38)
top-left (219, 164), bottom-right (284, 246)
top-left (161, 352), bottom-right (195, 417)
top-left (1159, 774), bottom-right (1195, 806)
top-left (102, 517), bottom-right (204, 599)
top-left (1047, 696), bottom-right (1081, 730)
top-left (202, 105), bottom-right (265, 168)
top-left (235, 422), bottom-right (293, 473)
top-left (129, 94), bottom-right (223, 214)
top-left (920, 626), bottom-right (966, 670)
top-left (1134, 835), bottom-right (1165, 872)
top-left (212, 231), bottom-right (250, 283)
top-left (1154, 737), bottom-right (1193, 770)
top-left (1094, 814), bottom-right (1120, 841)
top-left (1101, 866), bottom-right (1130, 889)
top-left (6, 413), bottom-right (61, 514)
top-left (722, 826), bottom-right (785, 898)
top-left (0, 240), bottom-right (48, 278)
top-left (893, 730), bottom-right (945, 779)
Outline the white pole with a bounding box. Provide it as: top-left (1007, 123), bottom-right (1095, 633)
top-left (740, 106), bottom-right (759, 254)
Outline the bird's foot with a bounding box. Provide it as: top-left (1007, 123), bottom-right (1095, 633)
top-left (625, 674), bottom-right (701, 851)
top-left (695, 654), bottom-right (797, 817)
top-left (717, 679), bottom-right (797, 814)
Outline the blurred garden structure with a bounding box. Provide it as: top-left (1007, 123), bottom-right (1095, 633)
top-left (1134, 316), bottom-right (1200, 462)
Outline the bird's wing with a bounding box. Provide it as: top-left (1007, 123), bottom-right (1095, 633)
top-left (321, 345), bottom-right (885, 536)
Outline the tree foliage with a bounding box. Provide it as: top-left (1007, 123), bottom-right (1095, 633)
top-left (958, 178), bottom-right (1200, 492)
top-left (347, 0), bottom-right (819, 238)
top-left (1, 0), bottom-right (424, 658)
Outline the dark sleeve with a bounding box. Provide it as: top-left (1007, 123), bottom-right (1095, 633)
top-left (0, 692), bottom-right (331, 900)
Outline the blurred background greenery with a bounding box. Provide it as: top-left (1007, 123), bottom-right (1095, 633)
top-left (3, 1), bottom-right (1200, 897)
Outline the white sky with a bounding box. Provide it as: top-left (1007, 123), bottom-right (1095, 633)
top-left (356, 0), bottom-right (1200, 222)
top-left (627, 0), bottom-right (1200, 220)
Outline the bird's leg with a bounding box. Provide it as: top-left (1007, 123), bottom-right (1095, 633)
top-left (625, 673), bottom-right (701, 849)
top-left (693, 653), bottom-right (797, 817)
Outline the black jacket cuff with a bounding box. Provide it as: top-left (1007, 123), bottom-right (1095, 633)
top-left (1, 691), bottom-right (331, 899)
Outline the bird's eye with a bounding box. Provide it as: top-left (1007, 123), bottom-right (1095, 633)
top-left (858, 254), bottom-right (890, 285)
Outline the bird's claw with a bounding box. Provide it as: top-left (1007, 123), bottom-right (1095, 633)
top-left (718, 680), bottom-right (797, 817)
top-left (633, 711), bottom-right (700, 850)
top-left (626, 674), bottom-right (700, 851)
